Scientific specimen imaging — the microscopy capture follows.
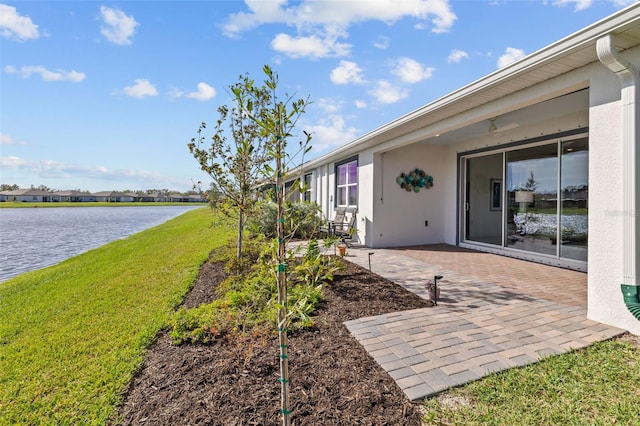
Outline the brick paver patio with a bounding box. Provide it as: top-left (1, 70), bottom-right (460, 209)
top-left (340, 244), bottom-right (625, 401)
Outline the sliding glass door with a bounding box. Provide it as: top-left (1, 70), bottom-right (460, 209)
top-left (462, 136), bottom-right (588, 265)
top-left (559, 138), bottom-right (588, 261)
top-left (506, 143), bottom-right (558, 256)
top-left (464, 153), bottom-right (503, 246)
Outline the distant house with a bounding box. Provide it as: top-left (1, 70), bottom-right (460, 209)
top-left (0, 189), bottom-right (54, 202)
top-left (135, 193), bottom-right (156, 202)
top-left (187, 194), bottom-right (207, 203)
top-left (0, 188), bottom-right (207, 203)
top-left (166, 193), bottom-right (187, 202)
top-left (52, 191), bottom-right (96, 202)
top-left (145, 193), bottom-right (167, 202)
top-left (93, 191), bottom-right (134, 203)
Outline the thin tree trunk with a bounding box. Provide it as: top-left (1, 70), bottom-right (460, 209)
top-left (276, 126), bottom-right (290, 426)
top-left (237, 209), bottom-right (243, 260)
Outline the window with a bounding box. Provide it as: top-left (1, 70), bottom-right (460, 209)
top-left (303, 173), bottom-right (312, 202)
top-left (336, 157), bottom-right (358, 207)
top-left (284, 180), bottom-right (298, 202)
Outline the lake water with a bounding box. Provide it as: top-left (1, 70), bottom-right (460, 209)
top-left (0, 206), bottom-right (203, 283)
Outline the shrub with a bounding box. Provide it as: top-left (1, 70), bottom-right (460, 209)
top-left (211, 235), bottom-right (266, 275)
top-left (248, 201), bottom-right (323, 239)
top-left (168, 237), bottom-right (341, 344)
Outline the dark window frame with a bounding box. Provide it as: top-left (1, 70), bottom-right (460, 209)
top-left (335, 155), bottom-right (358, 208)
top-left (303, 173), bottom-right (312, 202)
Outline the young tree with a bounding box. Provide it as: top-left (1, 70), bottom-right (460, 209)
top-left (188, 73), bottom-right (272, 259)
top-left (191, 65), bottom-right (311, 424)
top-left (236, 65), bottom-right (312, 426)
top-left (247, 65), bottom-right (311, 426)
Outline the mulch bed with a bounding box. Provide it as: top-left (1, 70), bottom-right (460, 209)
top-left (115, 255), bottom-right (432, 425)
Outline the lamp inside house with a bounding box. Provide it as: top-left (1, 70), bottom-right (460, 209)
top-left (515, 190), bottom-right (534, 213)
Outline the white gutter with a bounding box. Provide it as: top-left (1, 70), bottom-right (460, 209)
top-left (597, 34), bottom-right (640, 318)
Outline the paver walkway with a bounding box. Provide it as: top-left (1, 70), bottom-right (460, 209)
top-left (339, 244), bottom-right (625, 401)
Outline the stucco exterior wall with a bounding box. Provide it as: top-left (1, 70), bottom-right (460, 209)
top-left (588, 45), bottom-right (640, 335)
top-left (369, 143), bottom-right (446, 247)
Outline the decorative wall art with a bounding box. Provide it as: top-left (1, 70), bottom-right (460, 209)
top-left (395, 168), bottom-right (434, 193)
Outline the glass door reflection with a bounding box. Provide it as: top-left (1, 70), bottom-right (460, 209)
top-left (559, 138), bottom-right (588, 261)
top-left (506, 143), bottom-right (558, 256)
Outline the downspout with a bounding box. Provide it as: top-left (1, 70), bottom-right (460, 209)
top-left (597, 34), bottom-right (640, 320)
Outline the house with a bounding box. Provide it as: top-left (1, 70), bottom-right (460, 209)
top-left (186, 194), bottom-right (207, 203)
top-left (296, 5), bottom-right (640, 335)
top-left (0, 188), bottom-right (54, 202)
top-left (167, 193), bottom-right (187, 202)
top-left (52, 190), bottom-right (96, 202)
top-left (92, 191), bottom-right (134, 203)
top-left (134, 193), bottom-right (157, 202)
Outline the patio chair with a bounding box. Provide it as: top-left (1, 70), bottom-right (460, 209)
top-left (334, 208), bottom-right (357, 246)
top-left (320, 207), bottom-right (346, 235)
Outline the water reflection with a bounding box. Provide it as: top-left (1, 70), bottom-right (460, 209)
top-left (0, 206), bottom-right (201, 283)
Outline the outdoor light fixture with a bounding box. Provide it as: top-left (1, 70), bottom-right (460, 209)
top-left (368, 252), bottom-right (374, 271)
top-left (433, 275), bottom-right (443, 305)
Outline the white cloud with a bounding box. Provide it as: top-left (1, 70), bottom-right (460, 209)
top-left (316, 98), bottom-right (343, 114)
top-left (369, 80), bottom-right (409, 104)
top-left (448, 49), bottom-right (469, 63)
top-left (305, 115), bottom-right (360, 152)
top-left (186, 82), bottom-right (216, 101)
top-left (391, 57), bottom-right (434, 83)
top-left (330, 60), bottom-right (365, 85)
top-left (551, 0), bottom-right (593, 11)
top-left (224, 0), bottom-right (455, 59)
top-left (271, 32), bottom-right (351, 59)
top-left (0, 156), bottom-right (28, 167)
top-left (222, 0), bottom-right (293, 36)
top-left (354, 100), bottom-right (368, 109)
top-left (123, 79), bottom-right (158, 98)
top-left (497, 47), bottom-right (525, 68)
top-left (611, 0), bottom-right (638, 6)
top-left (100, 6), bottom-right (138, 45)
top-left (4, 65), bottom-right (86, 82)
top-left (0, 133), bottom-right (27, 145)
top-left (549, 0), bottom-right (635, 11)
top-left (0, 4), bottom-right (39, 41)
top-left (223, 0), bottom-right (457, 36)
top-left (373, 35), bottom-right (389, 50)
top-left (0, 155), bottom-right (167, 183)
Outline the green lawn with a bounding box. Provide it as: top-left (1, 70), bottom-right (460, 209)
top-left (423, 336), bottom-right (640, 425)
top-left (0, 207), bottom-right (232, 425)
top-left (2, 204), bottom-right (638, 425)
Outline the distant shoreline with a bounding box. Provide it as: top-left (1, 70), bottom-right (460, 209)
top-left (0, 201), bottom-right (208, 209)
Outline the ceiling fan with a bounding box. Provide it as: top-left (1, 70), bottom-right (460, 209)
top-left (487, 118), bottom-right (519, 134)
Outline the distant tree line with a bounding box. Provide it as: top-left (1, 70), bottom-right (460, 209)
top-left (0, 183), bottom-right (205, 196)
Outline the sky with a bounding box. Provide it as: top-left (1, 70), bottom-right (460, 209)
top-left (1, 0), bottom-right (637, 193)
